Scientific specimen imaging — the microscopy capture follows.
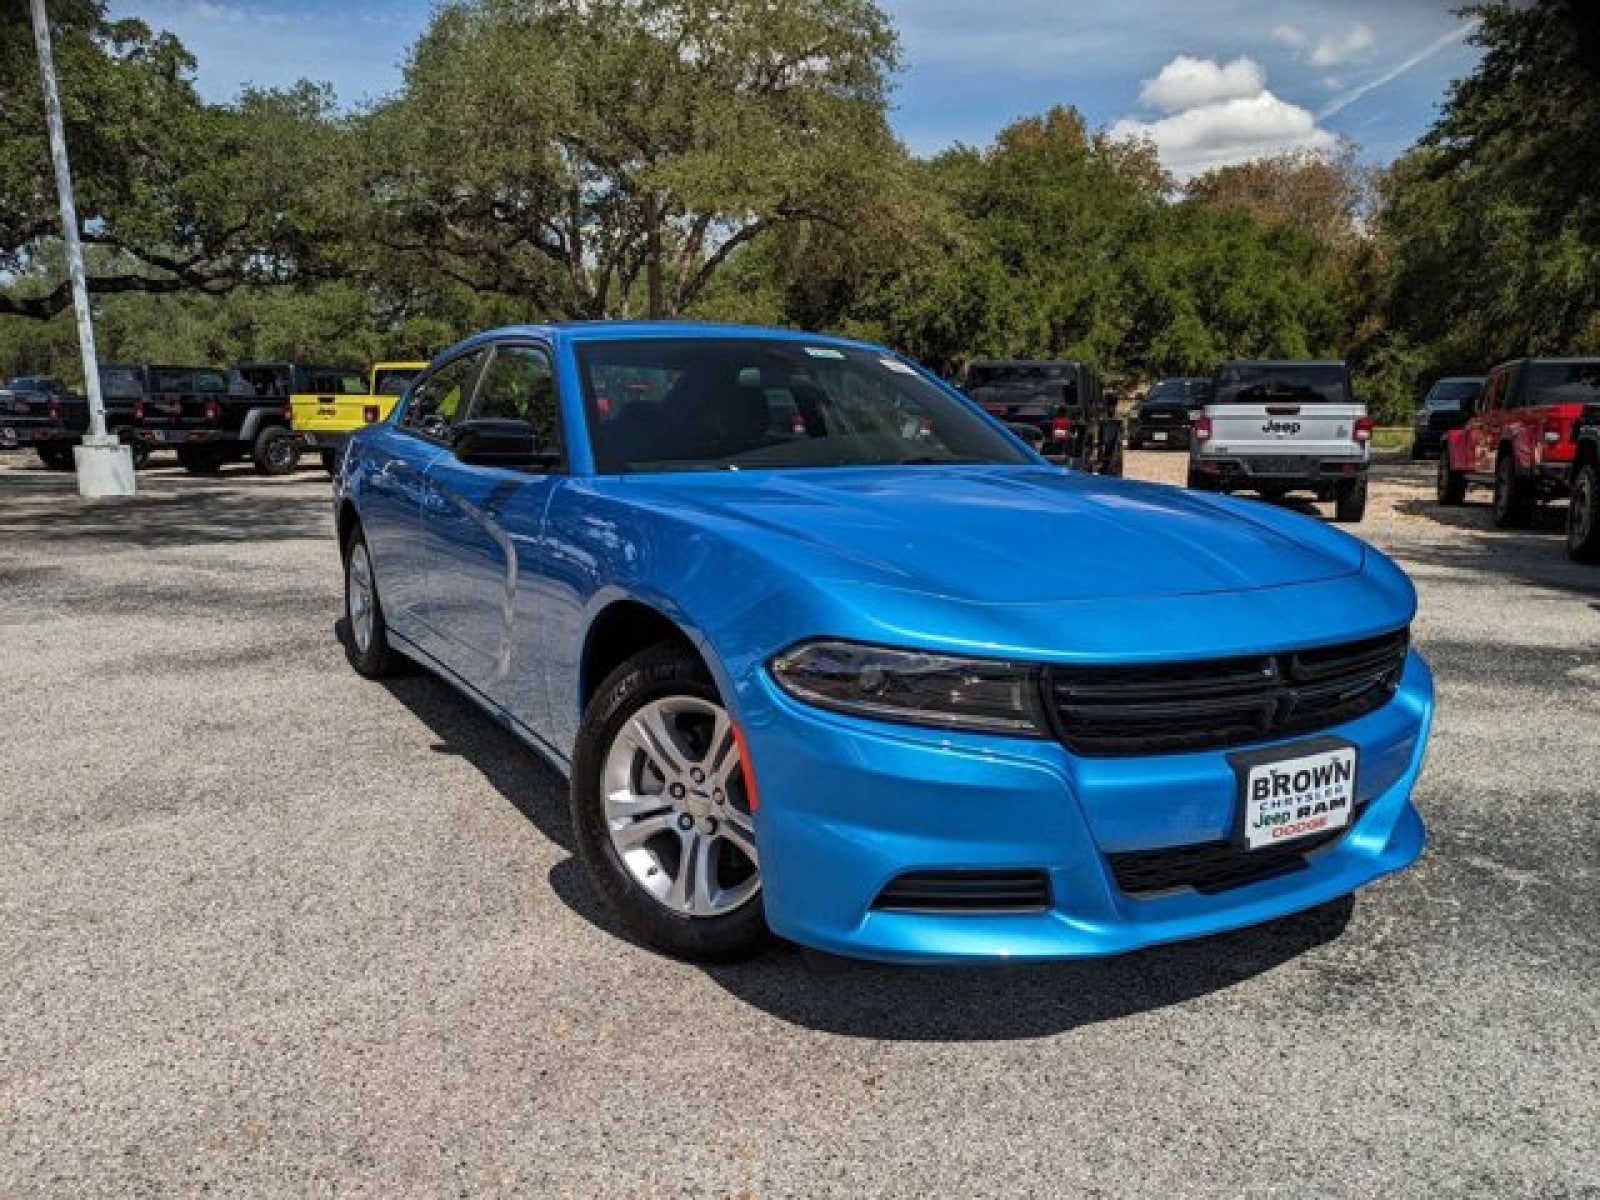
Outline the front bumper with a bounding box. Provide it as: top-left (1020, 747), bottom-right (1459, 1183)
top-left (741, 650), bottom-right (1431, 963)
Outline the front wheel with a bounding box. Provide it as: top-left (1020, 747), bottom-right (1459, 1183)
top-left (1333, 476), bottom-right (1368, 523)
top-left (1436, 455), bottom-right (1467, 506)
top-left (252, 426), bottom-right (299, 476)
top-left (1568, 462), bottom-right (1600, 564)
top-left (571, 644), bottom-right (769, 962)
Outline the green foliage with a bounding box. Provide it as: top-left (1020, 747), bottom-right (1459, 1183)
top-left (1379, 1), bottom-right (1600, 368)
top-left (6, 0), bottom-right (1597, 412)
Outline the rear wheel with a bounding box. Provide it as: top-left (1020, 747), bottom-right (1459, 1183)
top-left (36, 444), bottom-right (74, 471)
top-left (320, 450), bottom-right (337, 476)
top-left (252, 425), bottom-right (299, 476)
top-left (571, 644), bottom-right (769, 962)
top-left (1333, 476), bottom-right (1368, 524)
top-left (1567, 461), bottom-right (1600, 564)
top-left (1436, 455), bottom-right (1467, 505)
top-left (1186, 466), bottom-right (1218, 492)
top-left (128, 441), bottom-right (150, 470)
top-left (342, 525), bottom-right (400, 678)
top-left (1492, 451), bottom-right (1534, 528)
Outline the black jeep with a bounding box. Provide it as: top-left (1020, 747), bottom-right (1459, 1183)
top-left (4, 371), bottom-right (150, 470)
top-left (131, 361), bottom-right (361, 475)
top-left (963, 359), bottom-right (1123, 475)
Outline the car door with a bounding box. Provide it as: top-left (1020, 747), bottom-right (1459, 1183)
top-left (421, 341), bottom-right (567, 734)
top-left (363, 349), bottom-right (489, 651)
top-left (1471, 369), bottom-right (1507, 477)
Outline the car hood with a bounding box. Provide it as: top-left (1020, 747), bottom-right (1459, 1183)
top-left (621, 465), bottom-right (1364, 606)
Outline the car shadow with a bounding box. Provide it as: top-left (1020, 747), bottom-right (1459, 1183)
top-left (362, 623), bottom-right (1356, 1042)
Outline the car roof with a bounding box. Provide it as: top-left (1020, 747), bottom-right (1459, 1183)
top-left (1492, 356), bottom-right (1600, 368)
top-left (1432, 376), bottom-right (1485, 384)
top-left (1216, 360), bottom-right (1347, 368)
top-left (967, 359), bottom-right (1084, 368)
top-left (438, 321), bottom-right (887, 358)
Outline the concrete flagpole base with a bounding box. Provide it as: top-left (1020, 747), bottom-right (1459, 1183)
top-left (73, 435), bottom-right (136, 498)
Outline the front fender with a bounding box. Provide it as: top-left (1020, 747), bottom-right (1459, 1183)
top-left (237, 407), bottom-right (287, 444)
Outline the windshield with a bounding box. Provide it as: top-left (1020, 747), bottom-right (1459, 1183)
top-left (1144, 379), bottom-right (1210, 408)
top-left (1425, 379), bottom-right (1482, 411)
top-left (1213, 363), bottom-right (1351, 406)
top-left (1522, 361), bottom-right (1600, 406)
top-left (579, 339), bottom-right (1034, 474)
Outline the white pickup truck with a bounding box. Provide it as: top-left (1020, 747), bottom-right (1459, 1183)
top-left (1186, 360), bottom-right (1373, 523)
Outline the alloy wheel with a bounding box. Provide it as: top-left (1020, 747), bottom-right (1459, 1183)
top-left (600, 696), bottom-right (759, 918)
top-left (347, 541), bottom-right (375, 654)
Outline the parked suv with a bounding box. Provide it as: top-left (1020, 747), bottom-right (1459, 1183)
top-left (1189, 360), bottom-right (1372, 523)
top-left (1437, 357), bottom-right (1599, 527)
top-left (1411, 376), bottom-right (1482, 460)
top-left (11, 370), bottom-right (151, 470)
top-left (292, 360), bottom-right (427, 473)
top-left (963, 359), bottom-right (1122, 474)
top-left (1127, 377), bottom-right (1209, 449)
top-left (1565, 404), bottom-right (1600, 564)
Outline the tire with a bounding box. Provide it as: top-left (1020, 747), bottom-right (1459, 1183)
top-left (1436, 455), bottom-right (1467, 506)
top-left (1102, 440), bottom-right (1124, 477)
top-left (1186, 466), bottom-right (1218, 492)
top-left (1491, 451), bottom-right (1534, 529)
top-left (342, 525), bottom-right (400, 678)
top-left (37, 444), bottom-right (74, 471)
top-left (320, 450), bottom-right (337, 477)
top-left (252, 425), bottom-right (299, 476)
top-left (177, 445), bottom-right (223, 475)
top-left (128, 441), bottom-right (150, 470)
top-left (571, 644), bottom-right (769, 962)
top-left (1568, 461), bottom-right (1600, 565)
top-left (1333, 476), bottom-right (1368, 524)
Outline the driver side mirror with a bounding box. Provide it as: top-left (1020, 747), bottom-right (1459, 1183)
top-left (1004, 421), bottom-right (1046, 451)
top-left (451, 418), bottom-right (560, 469)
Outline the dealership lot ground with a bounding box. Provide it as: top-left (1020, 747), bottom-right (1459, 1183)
top-left (2, 452), bottom-right (1596, 1197)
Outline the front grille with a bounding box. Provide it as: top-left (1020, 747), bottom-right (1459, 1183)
top-left (1107, 824), bottom-right (1350, 896)
top-left (1044, 630), bottom-right (1407, 757)
top-left (873, 869), bottom-right (1051, 913)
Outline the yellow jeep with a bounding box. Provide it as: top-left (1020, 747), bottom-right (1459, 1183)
top-left (291, 361), bottom-right (428, 472)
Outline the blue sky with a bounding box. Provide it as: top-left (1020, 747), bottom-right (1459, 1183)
top-left (114, 0), bottom-right (1482, 175)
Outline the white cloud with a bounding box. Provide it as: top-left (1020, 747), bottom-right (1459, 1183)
top-left (1112, 55), bottom-right (1336, 179)
top-left (1139, 55), bottom-right (1265, 113)
top-left (1309, 24), bottom-right (1375, 68)
top-left (1273, 22), bottom-right (1376, 69)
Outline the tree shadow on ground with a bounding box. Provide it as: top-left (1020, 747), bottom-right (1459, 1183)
top-left (0, 465), bottom-right (332, 548)
top-left (368, 629), bottom-right (1356, 1042)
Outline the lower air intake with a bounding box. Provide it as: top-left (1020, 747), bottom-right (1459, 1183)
top-left (872, 869), bottom-right (1051, 913)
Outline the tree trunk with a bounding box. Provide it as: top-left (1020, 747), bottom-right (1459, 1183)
top-left (644, 193), bottom-right (665, 319)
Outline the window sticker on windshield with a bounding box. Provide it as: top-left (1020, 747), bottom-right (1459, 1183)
top-left (804, 347), bottom-right (845, 359)
top-left (879, 358), bottom-right (917, 375)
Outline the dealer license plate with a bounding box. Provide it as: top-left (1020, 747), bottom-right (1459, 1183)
top-left (1152, 431), bottom-right (1168, 442)
top-left (1238, 743), bottom-right (1357, 850)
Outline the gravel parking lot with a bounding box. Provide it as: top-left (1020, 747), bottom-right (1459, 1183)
top-left (2, 451), bottom-right (1596, 1197)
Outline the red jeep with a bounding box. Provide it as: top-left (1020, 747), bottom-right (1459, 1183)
top-left (1437, 357), bottom-right (1600, 526)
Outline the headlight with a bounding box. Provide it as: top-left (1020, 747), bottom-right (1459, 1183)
top-left (769, 640), bottom-right (1047, 735)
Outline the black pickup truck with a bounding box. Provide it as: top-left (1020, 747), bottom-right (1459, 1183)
top-left (131, 361), bottom-right (361, 475)
top-left (963, 359), bottom-right (1123, 475)
top-left (1567, 404), bottom-right (1600, 564)
top-left (2, 372), bottom-right (151, 470)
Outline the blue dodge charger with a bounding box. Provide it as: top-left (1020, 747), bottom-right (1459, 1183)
top-left (333, 322), bottom-right (1432, 963)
